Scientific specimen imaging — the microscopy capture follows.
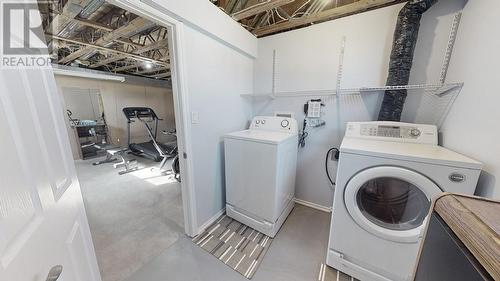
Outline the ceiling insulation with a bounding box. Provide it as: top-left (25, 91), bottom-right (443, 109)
top-left (211, 0), bottom-right (407, 37)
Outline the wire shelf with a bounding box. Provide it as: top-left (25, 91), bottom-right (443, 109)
top-left (247, 15), bottom-right (463, 129)
top-left (241, 83), bottom-right (463, 99)
top-left (247, 83), bottom-right (463, 129)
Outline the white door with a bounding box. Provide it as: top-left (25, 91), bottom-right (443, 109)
top-left (0, 15), bottom-right (101, 281)
top-left (344, 166), bottom-right (442, 243)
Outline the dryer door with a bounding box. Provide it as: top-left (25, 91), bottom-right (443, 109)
top-left (344, 166), bottom-right (441, 243)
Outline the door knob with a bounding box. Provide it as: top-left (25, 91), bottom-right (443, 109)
top-left (46, 265), bottom-right (63, 281)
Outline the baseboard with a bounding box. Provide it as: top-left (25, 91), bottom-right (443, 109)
top-left (195, 200), bottom-right (330, 237)
top-left (195, 207), bottom-right (226, 237)
top-left (294, 198), bottom-right (332, 213)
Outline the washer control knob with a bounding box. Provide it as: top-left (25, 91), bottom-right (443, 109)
top-left (281, 119), bottom-right (289, 128)
top-left (262, 119), bottom-right (266, 124)
top-left (410, 128), bottom-right (421, 137)
top-left (256, 120), bottom-right (260, 124)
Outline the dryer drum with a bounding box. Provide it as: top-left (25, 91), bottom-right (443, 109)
top-left (356, 177), bottom-right (430, 230)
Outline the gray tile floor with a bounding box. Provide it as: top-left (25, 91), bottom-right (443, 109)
top-left (125, 204), bottom-right (331, 281)
top-left (75, 157), bottom-right (184, 281)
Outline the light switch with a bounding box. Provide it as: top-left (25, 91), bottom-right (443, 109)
top-left (191, 111), bottom-right (199, 124)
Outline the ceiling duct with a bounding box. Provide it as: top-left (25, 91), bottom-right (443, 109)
top-left (80, 0), bottom-right (105, 18)
top-left (58, 0), bottom-right (106, 38)
top-left (377, 0), bottom-right (438, 121)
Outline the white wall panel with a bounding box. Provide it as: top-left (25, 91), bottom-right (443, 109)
top-left (441, 0), bottom-right (500, 199)
top-left (183, 25), bottom-right (254, 227)
top-left (253, 1), bottom-right (466, 208)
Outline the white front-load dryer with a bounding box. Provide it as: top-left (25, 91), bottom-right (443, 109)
top-left (326, 122), bottom-right (482, 281)
top-left (224, 116), bottom-right (298, 238)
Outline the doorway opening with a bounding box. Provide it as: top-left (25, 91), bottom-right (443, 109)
top-left (37, 1), bottom-right (195, 281)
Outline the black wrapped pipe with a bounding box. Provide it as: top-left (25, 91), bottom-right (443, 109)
top-left (378, 0), bottom-right (438, 121)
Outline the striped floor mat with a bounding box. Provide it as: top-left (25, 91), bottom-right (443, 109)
top-left (192, 215), bottom-right (273, 279)
top-left (318, 263), bottom-right (359, 281)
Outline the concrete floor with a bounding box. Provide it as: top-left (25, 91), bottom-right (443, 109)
top-left (125, 204), bottom-right (331, 281)
top-left (75, 157), bottom-right (184, 281)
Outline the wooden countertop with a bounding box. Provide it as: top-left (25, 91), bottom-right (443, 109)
top-left (434, 194), bottom-right (500, 280)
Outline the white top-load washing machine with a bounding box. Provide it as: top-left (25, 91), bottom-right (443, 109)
top-left (224, 116), bottom-right (298, 237)
top-left (327, 121), bottom-right (482, 281)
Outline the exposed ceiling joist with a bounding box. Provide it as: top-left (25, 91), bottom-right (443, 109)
top-left (46, 0), bottom-right (91, 35)
top-left (41, 1), bottom-right (169, 80)
top-left (254, 11), bottom-right (270, 29)
top-left (233, 0), bottom-right (250, 13)
top-left (89, 38), bottom-right (168, 68)
top-left (231, 0), bottom-right (294, 21)
top-left (135, 39), bottom-right (168, 54)
top-left (71, 17), bottom-right (114, 32)
top-left (225, 0), bottom-right (239, 14)
top-left (276, 7), bottom-right (291, 19)
top-left (59, 17), bottom-right (153, 64)
top-left (114, 38), bottom-right (144, 48)
top-left (218, 0), bottom-right (227, 10)
top-left (88, 55), bottom-right (127, 68)
top-left (213, 0), bottom-right (406, 37)
top-left (254, 0), bottom-right (402, 36)
top-left (112, 63), bottom-right (142, 72)
top-left (49, 34), bottom-right (169, 67)
top-left (151, 72), bottom-right (172, 79)
top-left (304, 0), bottom-right (329, 15)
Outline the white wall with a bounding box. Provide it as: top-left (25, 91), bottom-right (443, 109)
top-left (63, 88), bottom-right (102, 121)
top-left (183, 25), bottom-right (254, 228)
top-left (403, 0), bottom-right (466, 122)
top-left (253, 0), bottom-right (466, 208)
top-left (55, 75), bottom-right (175, 160)
top-left (253, 5), bottom-right (400, 208)
top-left (113, 0), bottom-right (494, 233)
top-left (440, 0), bottom-right (500, 199)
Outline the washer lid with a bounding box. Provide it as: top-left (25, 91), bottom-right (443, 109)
top-left (341, 138), bottom-right (482, 170)
top-left (225, 129), bottom-right (297, 144)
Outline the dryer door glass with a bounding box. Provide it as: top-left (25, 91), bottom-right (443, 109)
top-left (344, 166), bottom-right (441, 242)
top-left (356, 177), bottom-right (430, 231)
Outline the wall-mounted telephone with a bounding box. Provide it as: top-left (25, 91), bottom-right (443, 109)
top-left (306, 100), bottom-right (322, 118)
top-left (303, 99), bottom-right (324, 118)
top-left (299, 99), bottom-right (327, 148)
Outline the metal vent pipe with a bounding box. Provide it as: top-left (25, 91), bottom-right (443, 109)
top-left (377, 0), bottom-right (438, 121)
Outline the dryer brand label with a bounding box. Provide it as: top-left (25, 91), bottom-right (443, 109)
top-left (449, 173), bottom-right (466, 183)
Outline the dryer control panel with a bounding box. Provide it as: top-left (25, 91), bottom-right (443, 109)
top-left (345, 121), bottom-right (437, 145)
top-left (250, 116), bottom-right (298, 134)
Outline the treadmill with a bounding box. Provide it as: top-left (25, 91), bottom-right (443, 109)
top-left (122, 107), bottom-right (173, 162)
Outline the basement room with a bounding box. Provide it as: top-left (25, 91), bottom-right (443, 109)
top-left (1, 0), bottom-right (499, 281)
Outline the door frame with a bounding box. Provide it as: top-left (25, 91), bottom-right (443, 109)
top-left (344, 166), bottom-right (442, 243)
top-left (105, 0), bottom-right (198, 236)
